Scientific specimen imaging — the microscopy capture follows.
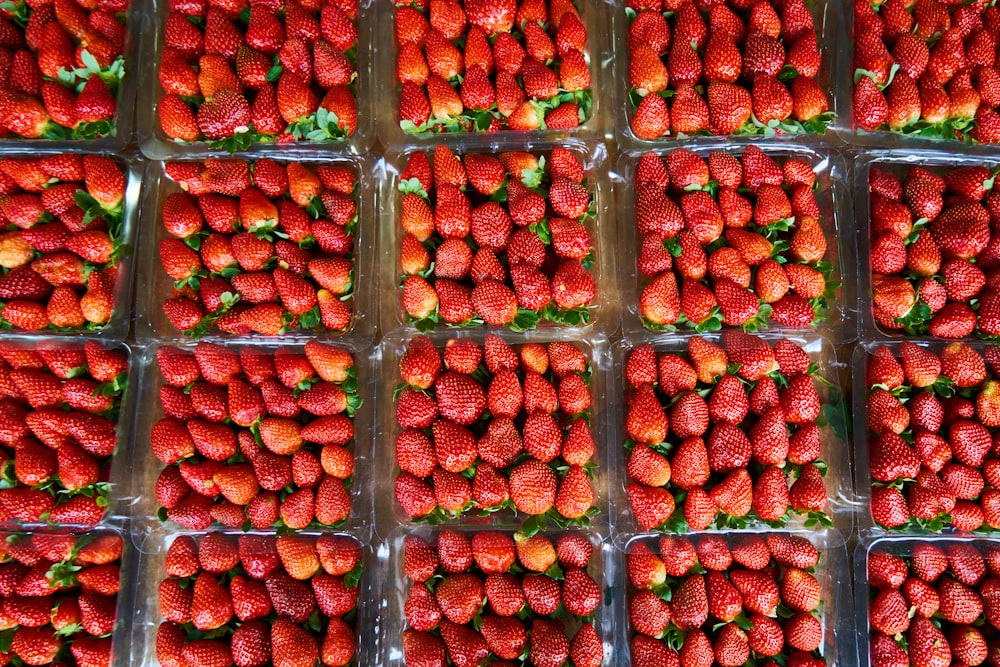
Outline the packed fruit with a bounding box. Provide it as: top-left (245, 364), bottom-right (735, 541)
top-left (394, 0), bottom-right (593, 134)
top-left (0, 155), bottom-right (127, 333)
top-left (394, 335), bottom-right (598, 528)
top-left (863, 341), bottom-right (1000, 532)
top-left (868, 162), bottom-right (1000, 339)
top-left (0, 531), bottom-right (124, 667)
top-left (626, 533), bottom-right (829, 667)
top-left (400, 529), bottom-right (604, 667)
top-left (0, 341), bottom-right (128, 526)
top-left (157, 158), bottom-right (358, 337)
top-left (867, 541), bottom-right (1000, 667)
top-left (853, 0), bottom-right (1000, 143)
top-left (623, 333), bottom-right (834, 531)
top-left (156, 532), bottom-right (361, 667)
top-left (0, 0), bottom-right (127, 141)
top-left (624, 0), bottom-right (833, 140)
top-left (398, 146), bottom-right (597, 331)
top-left (634, 146), bottom-right (837, 332)
top-left (157, 0), bottom-right (359, 148)
top-left (150, 341), bottom-right (362, 531)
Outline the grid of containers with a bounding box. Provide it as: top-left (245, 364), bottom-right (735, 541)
top-left (7, 0), bottom-right (1000, 663)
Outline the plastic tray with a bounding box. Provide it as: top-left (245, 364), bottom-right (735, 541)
top-left (852, 339), bottom-right (1000, 536)
top-left (832, 2), bottom-right (1000, 149)
top-left (0, 337), bottom-right (136, 530)
top-left (375, 330), bottom-right (612, 538)
top-left (612, 140), bottom-right (854, 342)
top-left (133, 154), bottom-right (376, 343)
top-left (607, 0), bottom-right (843, 150)
top-left (0, 2), bottom-right (143, 152)
top-left (854, 148), bottom-right (1000, 343)
top-left (613, 529), bottom-right (856, 667)
top-left (378, 139), bottom-right (617, 337)
top-left (0, 527), bottom-right (136, 667)
top-left (135, 0), bottom-right (375, 158)
top-left (854, 535), bottom-right (1000, 667)
top-left (128, 340), bottom-right (377, 543)
top-left (381, 524), bottom-right (613, 666)
top-left (130, 528), bottom-right (379, 667)
top-left (0, 150), bottom-right (142, 343)
top-left (374, 0), bottom-right (608, 149)
top-left (608, 331), bottom-right (855, 537)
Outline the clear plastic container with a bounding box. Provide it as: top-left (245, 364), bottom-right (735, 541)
top-left (374, 0), bottom-right (608, 149)
top-left (380, 525), bottom-right (613, 666)
top-left (854, 535), bottom-right (1000, 667)
top-left (832, 2), bottom-right (1000, 149)
top-left (133, 155), bottom-right (376, 343)
top-left (378, 140), bottom-right (617, 337)
top-left (607, 0), bottom-right (844, 150)
top-left (135, 0), bottom-right (375, 158)
top-left (854, 148), bottom-right (1000, 343)
top-left (852, 339), bottom-right (1000, 536)
top-left (612, 140), bottom-right (854, 342)
top-left (0, 150), bottom-right (142, 343)
top-left (129, 528), bottom-right (379, 667)
top-left (608, 331), bottom-right (855, 537)
top-left (613, 529), bottom-right (856, 667)
top-left (0, 337), bottom-right (136, 530)
top-left (0, 2), bottom-right (143, 152)
top-left (375, 330), bottom-right (612, 538)
top-left (128, 340), bottom-right (377, 543)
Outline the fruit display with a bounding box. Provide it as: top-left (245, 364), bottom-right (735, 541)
top-left (391, 334), bottom-right (600, 529)
top-left (154, 0), bottom-right (362, 149)
top-left (144, 341), bottom-right (366, 531)
top-left (621, 333), bottom-right (841, 532)
top-left (0, 0), bottom-right (129, 141)
top-left (0, 341), bottom-right (129, 527)
top-left (395, 145), bottom-right (599, 331)
top-left (152, 532), bottom-right (364, 667)
top-left (860, 341), bottom-right (1000, 532)
top-left (865, 159), bottom-right (1000, 339)
top-left (863, 539), bottom-right (1000, 667)
top-left (0, 531), bottom-right (126, 667)
top-left (852, 0), bottom-right (1000, 143)
top-left (622, 0), bottom-right (833, 140)
top-left (0, 154), bottom-right (132, 334)
top-left (396, 529), bottom-right (604, 667)
top-left (624, 533), bottom-right (837, 667)
top-left (152, 158), bottom-right (361, 338)
top-left (391, 0), bottom-right (594, 134)
top-left (629, 146), bottom-right (839, 332)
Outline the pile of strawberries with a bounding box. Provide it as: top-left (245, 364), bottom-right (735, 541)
top-left (627, 533), bottom-right (828, 667)
top-left (635, 147), bottom-right (836, 332)
top-left (864, 342), bottom-right (1000, 532)
top-left (0, 531), bottom-right (124, 667)
top-left (156, 532), bottom-right (361, 667)
top-left (0, 341), bottom-right (128, 526)
top-left (157, 158), bottom-right (358, 337)
top-left (625, 0), bottom-right (832, 140)
top-left (394, 0), bottom-right (592, 134)
top-left (157, 0), bottom-right (359, 148)
top-left (400, 530), bottom-right (604, 667)
top-left (868, 163), bottom-right (1000, 339)
top-left (853, 0), bottom-right (1000, 143)
top-left (0, 0), bottom-right (126, 140)
top-left (394, 335), bottom-right (598, 527)
top-left (623, 333), bottom-right (832, 531)
top-left (150, 341), bottom-right (362, 531)
top-left (399, 146), bottom-right (597, 331)
top-left (0, 155), bottom-right (126, 333)
top-left (867, 541), bottom-right (1000, 667)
